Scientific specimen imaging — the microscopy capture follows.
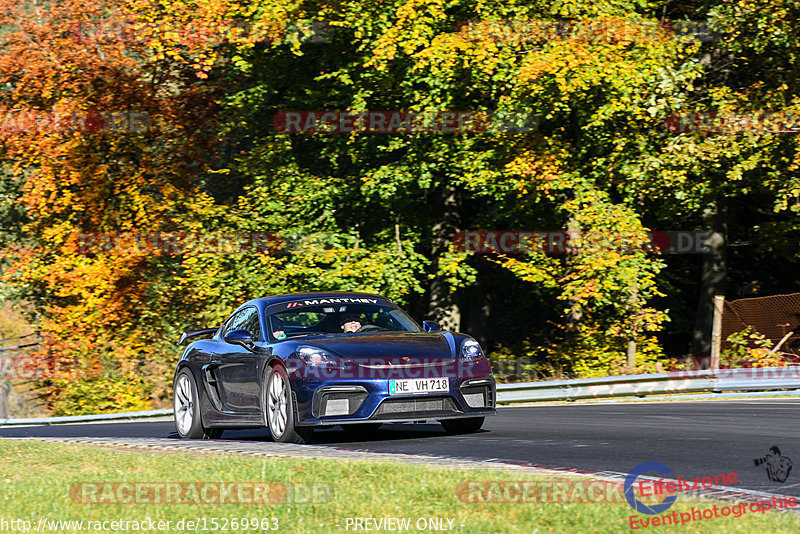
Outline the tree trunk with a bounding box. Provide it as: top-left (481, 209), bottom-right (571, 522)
top-left (0, 382), bottom-right (8, 419)
top-left (691, 201), bottom-right (727, 365)
top-left (626, 339), bottom-right (636, 369)
top-left (0, 335), bottom-right (6, 418)
top-left (427, 183), bottom-right (461, 331)
top-left (564, 216), bottom-right (582, 337)
top-left (462, 269), bottom-right (491, 347)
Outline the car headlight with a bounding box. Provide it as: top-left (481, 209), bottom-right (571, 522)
top-left (461, 339), bottom-right (485, 362)
top-left (297, 346), bottom-right (342, 368)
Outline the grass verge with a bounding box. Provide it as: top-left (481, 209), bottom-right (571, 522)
top-left (0, 440), bottom-right (798, 533)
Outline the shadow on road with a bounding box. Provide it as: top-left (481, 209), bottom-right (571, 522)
top-left (217, 423), bottom-right (481, 445)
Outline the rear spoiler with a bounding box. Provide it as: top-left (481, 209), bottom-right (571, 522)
top-left (178, 328), bottom-right (218, 346)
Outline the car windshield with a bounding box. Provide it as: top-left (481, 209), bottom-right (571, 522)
top-left (268, 303), bottom-right (421, 340)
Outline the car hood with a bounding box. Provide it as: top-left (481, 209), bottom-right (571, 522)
top-left (301, 332), bottom-right (456, 361)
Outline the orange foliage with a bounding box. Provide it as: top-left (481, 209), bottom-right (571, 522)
top-left (0, 0), bottom-right (224, 413)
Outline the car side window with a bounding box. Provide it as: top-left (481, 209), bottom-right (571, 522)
top-left (240, 308), bottom-right (263, 341)
top-left (222, 309), bottom-right (248, 337)
top-left (222, 307), bottom-right (263, 341)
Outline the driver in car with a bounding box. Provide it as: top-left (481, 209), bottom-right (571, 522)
top-left (340, 313), bottom-right (363, 333)
top-left (271, 317), bottom-right (287, 340)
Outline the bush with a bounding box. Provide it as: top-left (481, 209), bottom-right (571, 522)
top-left (720, 328), bottom-right (790, 368)
top-left (487, 322), bottom-right (664, 382)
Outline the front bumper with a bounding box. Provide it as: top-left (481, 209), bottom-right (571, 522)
top-left (292, 377), bottom-right (497, 426)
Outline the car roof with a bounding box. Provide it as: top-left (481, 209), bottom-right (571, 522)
top-left (241, 292), bottom-right (391, 313)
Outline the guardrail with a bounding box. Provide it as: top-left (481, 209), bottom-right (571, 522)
top-left (495, 366), bottom-right (800, 403)
top-left (0, 409), bottom-right (172, 426)
top-left (2, 367), bottom-right (799, 425)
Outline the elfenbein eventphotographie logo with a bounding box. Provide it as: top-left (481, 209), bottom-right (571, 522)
top-left (625, 462), bottom-right (679, 515)
top-left (622, 462), bottom-right (798, 529)
top-left (753, 447), bottom-right (793, 483)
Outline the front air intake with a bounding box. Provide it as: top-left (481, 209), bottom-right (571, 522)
top-left (313, 386), bottom-right (368, 417)
top-left (372, 396), bottom-right (460, 419)
top-left (459, 379), bottom-right (495, 408)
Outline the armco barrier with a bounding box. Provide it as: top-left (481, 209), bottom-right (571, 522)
top-left (2, 367), bottom-right (799, 425)
top-left (495, 366), bottom-right (800, 403)
top-left (0, 409), bottom-right (172, 426)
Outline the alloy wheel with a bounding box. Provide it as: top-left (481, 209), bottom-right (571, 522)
top-left (174, 373), bottom-right (194, 436)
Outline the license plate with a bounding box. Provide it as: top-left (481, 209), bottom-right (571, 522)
top-left (389, 378), bottom-right (449, 395)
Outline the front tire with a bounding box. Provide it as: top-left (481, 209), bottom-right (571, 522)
top-left (173, 369), bottom-right (223, 440)
top-left (265, 365), bottom-right (314, 443)
top-left (440, 417), bottom-right (484, 434)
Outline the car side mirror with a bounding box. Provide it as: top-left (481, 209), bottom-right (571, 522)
top-left (224, 329), bottom-right (254, 348)
top-left (422, 321), bottom-right (441, 333)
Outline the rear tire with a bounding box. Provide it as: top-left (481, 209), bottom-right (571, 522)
top-left (440, 417), bottom-right (484, 434)
top-left (265, 365), bottom-right (314, 443)
top-left (173, 369), bottom-right (223, 440)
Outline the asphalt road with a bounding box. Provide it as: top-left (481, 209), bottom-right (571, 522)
top-left (2, 400), bottom-right (798, 495)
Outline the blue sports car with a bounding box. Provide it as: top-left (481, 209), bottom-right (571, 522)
top-left (174, 292), bottom-right (496, 443)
